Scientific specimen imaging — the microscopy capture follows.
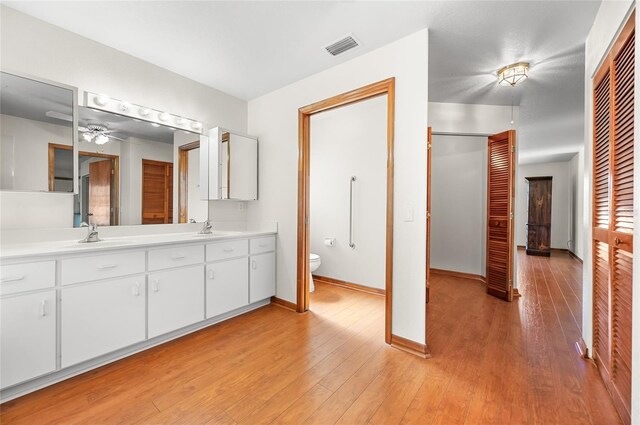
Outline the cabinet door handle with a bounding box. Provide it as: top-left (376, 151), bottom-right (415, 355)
top-left (208, 269), bottom-right (215, 280)
top-left (97, 264), bottom-right (117, 270)
top-left (223, 247), bottom-right (234, 253)
top-left (152, 279), bottom-right (159, 292)
top-left (251, 260), bottom-right (257, 270)
top-left (40, 300), bottom-right (47, 317)
top-left (171, 254), bottom-right (186, 260)
top-left (133, 282), bottom-right (140, 296)
top-left (0, 275), bottom-right (25, 284)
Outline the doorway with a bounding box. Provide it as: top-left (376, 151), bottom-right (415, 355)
top-left (297, 78), bottom-right (396, 345)
top-left (48, 144), bottom-right (119, 226)
top-left (177, 140), bottom-right (205, 223)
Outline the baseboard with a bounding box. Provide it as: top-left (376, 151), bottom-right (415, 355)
top-left (430, 268), bottom-right (486, 284)
top-left (390, 334), bottom-right (431, 359)
top-left (312, 275), bottom-right (385, 296)
top-left (271, 296), bottom-right (297, 311)
top-left (576, 338), bottom-right (589, 359)
top-left (567, 250), bottom-right (583, 263)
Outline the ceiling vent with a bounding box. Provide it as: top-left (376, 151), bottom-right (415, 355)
top-left (325, 34), bottom-right (360, 56)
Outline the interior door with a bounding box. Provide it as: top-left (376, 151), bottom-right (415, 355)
top-left (426, 127), bottom-right (432, 303)
top-left (486, 130), bottom-right (516, 301)
top-left (142, 160), bottom-right (173, 224)
top-left (89, 159), bottom-right (113, 226)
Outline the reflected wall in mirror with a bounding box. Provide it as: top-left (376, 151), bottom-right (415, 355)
top-left (0, 71), bottom-right (77, 192)
top-left (42, 106), bottom-right (208, 227)
top-left (207, 127), bottom-right (258, 200)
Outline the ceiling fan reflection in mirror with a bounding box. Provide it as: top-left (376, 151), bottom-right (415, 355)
top-left (79, 123), bottom-right (125, 145)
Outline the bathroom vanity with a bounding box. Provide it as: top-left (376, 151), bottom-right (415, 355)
top-left (0, 230), bottom-right (276, 401)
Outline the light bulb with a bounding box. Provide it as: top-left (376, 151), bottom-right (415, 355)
top-left (95, 95), bottom-right (109, 106)
top-left (139, 108), bottom-right (151, 117)
top-left (120, 102), bottom-right (130, 112)
top-left (191, 122), bottom-right (202, 130)
top-left (175, 117), bottom-right (185, 125)
top-left (159, 112), bottom-right (170, 122)
top-left (82, 133), bottom-right (93, 142)
top-left (95, 134), bottom-right (109, 145)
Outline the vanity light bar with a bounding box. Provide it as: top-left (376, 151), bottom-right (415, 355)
top-left (84, 92), bottom-right (203, 133)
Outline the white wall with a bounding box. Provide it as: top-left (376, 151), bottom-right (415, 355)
top-left (569, 149), bottom-right (584, 259)
top-left (309, 95), bottom-right (387, 290)
top-left (0, 114), bottom-right (73, 191)
top-left (584, 2), bottom-right (639, 423)
top-left (248, 29), bottom-right (429, 344)
top-left (0, 5), bottom-right (247, 229)
top-left (516, 161), bottom-right (572, 250)
top-left (431, 134), bottom-right (487, 277)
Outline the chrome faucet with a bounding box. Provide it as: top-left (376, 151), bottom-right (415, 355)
top-left (79, 214), bottom-right (101, 243)
top-left (199, 219), bottom-right (213, 235)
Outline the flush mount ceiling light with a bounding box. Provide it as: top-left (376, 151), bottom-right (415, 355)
top-left (497, 62), bottom-right (529, 87)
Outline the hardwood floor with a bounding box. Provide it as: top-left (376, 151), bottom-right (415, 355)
top-left (0, 250), bottom-right (621, 424)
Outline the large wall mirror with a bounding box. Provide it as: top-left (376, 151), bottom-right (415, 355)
top-left (64, 107), bottom-right (209, 227)
top-left (0, 71), bottom-right (78, 193)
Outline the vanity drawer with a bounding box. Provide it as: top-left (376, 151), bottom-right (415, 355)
top-left (206, 239), bottom-right (248, 262)
top-left (0, 261), bottom-right (55, 296)
top-left (61, 251), bottom-right (145, 285)
top-left (250, 236), bottom-right (276, 255)
top-left (148, 244), bottom-right (204, 271)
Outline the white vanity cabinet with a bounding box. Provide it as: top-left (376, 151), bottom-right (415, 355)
top-left (0, 231), bottom-right (277, 402)
top-left (206, 258), bottom-right (249, 318)
top-left (1, 290), bottom-right (57, 388)
top-left (61, 277), bottom-right (146, 367)
top-left (148, 265), bottom-right (205, 338)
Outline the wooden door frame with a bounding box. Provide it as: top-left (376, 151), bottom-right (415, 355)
top-left (178, 140), bottom-right (200, 223)
top-left (297, 77), bottom-right (395, 344)
top-left (48, 143), bottom-right (120, 225)
top-left (141, 159), bottom-right (173, 224)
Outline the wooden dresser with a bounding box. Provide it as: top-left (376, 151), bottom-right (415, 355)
top-left (525, 176), bottom-right (552, 256)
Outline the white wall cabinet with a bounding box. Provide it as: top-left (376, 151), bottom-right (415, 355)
top-left (1, 290), bottom-right (56, 388)
top-left (61, 277), bottom-right (146, 368)
top-left (250, 252), bottom-right (276, 303)
top-left (148, 265), bottom-right (205, 338)
top-left (206, 257), bottom-right (249, 318)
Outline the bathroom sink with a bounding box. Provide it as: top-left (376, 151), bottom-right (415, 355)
top-left (192, 231), bottom-right (243, 238)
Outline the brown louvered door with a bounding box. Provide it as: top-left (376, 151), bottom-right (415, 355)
top-left (486, 130), bottom-right (516, 301)
top-left (592, 11), bottom-right (634, 425)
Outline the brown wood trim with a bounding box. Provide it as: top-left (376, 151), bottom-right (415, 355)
top-left (313, 275), bottom-right (385, 296)
top-left (512, 288), bottom-right (522, 298)
top-left (576, 338), bottom-right (589, 359)
top-left (48, 143), bottom-right (73, 192)
top-left (430, 268), bottom-right (486, 284)
top-left (178, 141), bottom-right (200, 223)
top-left (390, 334), bottom-right (431, 359)
top-left (567, 250), bottom-right (583, 263)
top-left (297, 78), bottom-right (395, 346)
top-left (270, 296), bottom-right (297, 311)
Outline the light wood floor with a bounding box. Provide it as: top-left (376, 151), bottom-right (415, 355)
top-left (0, 250), bottom-right (621, 424)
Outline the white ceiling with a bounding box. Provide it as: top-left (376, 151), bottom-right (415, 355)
top-left (4, 1), bottom-right (601, 164)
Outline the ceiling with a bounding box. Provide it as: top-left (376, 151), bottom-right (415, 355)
top-left (4, 1), bottom-right (602, 164)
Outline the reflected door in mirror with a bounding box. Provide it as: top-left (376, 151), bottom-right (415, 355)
top-left (142, 160), bottom-right (173, 224)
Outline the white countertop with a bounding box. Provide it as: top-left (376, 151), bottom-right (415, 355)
top-left (0, 230), bottom-right (276, 260)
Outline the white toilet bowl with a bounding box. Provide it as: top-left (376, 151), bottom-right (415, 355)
top-left (309, 253), bottom-right (321, 293)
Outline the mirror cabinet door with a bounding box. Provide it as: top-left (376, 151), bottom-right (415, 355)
top-left (0, 72), bottom-right (77, 193)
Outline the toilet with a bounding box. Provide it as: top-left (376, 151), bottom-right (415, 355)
top-left (309, 253), bottom-right (321, 293)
